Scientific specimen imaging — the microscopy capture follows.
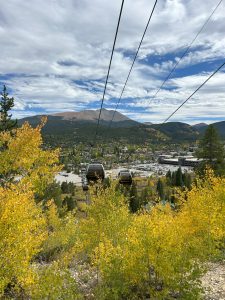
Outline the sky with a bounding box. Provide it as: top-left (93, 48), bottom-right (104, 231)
top-left (0, 0), bottom-right (225, 124)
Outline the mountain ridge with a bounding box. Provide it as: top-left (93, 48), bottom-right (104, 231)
top-left (51, 108), bottom-right (134, 123)
top-left (17, 109), bottom-right (225, 144)
top-left (19, 108), bottom-right (138, 128)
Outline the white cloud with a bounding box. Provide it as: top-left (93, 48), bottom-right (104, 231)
top-left (128, 71), bottom-right (225, 124)
top-left (0, 0), bottom-right (224, 122)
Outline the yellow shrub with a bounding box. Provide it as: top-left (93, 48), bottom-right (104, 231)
top-left (0, 120), bottom-right (61, 195)
top-left (76, 172), bottom-right (225, 299)
top-left (0, 183), bottom-right (46, 295)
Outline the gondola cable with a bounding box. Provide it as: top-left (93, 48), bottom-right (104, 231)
top-left (148, 0), bottom-right (223, 105)
top-left (106, 0), bottom-right (222, 131)
top-left (85, 0), bottom-right (124, 189)
top-left (108, 0), bottom-right (158, 129)
top-left (93, 0), bottom-right (125, 143)
top-left (163, 60), bottom-right (225, 123)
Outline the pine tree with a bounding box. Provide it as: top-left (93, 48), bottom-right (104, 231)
top-left (156, 178), bottom-right (164, 200)
top-left (197, 125), bottom-right (225, 176)
top-left (63, 196), bottom-right (76, 211)
top-left (129, 182), bottom-right (139, 213)
top-left (186, 174), bottom-right (192, 189)
top-left (41, 181), bottom-right (62, 207)
top-left (182, 172), bottom-right (187, 186)
top-left (0, 85), bottom-right (17, 132)
top-left (175, 167), bottom-right (183, 187)
top-left (166, 170), bottom-right (172, 180)
top-left (166, 170), bottom-right (172, 185)
top-left (171, 171), bottom-right (176, 186)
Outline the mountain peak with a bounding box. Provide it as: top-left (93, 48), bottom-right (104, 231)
top-left (51, 108), bottom-right (134, 123)
top-left (192, 123), bottom-right (208, 129)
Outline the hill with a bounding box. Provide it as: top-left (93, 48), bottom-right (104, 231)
top-left (17, 110), bottom-right (165, 146)
top-left (52, 108), bottom-right (136, 124)
top-left (149, 122), bottom-right (200, 142)
top-left (195, 121), bottom-right (225, 139)
top-left (18, 109), bottom-right (225, 146)
top-left (192, 123), bottom-right (208, 130)
top-left (18, 109), bottom-right (138, 129)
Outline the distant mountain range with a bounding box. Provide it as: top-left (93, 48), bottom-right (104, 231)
top-left (19, 108), bottom-right (138, 128)
top-left (18, 109), bottom-right (225, 145)
top-left (52, 108), bottom-right (137, 125)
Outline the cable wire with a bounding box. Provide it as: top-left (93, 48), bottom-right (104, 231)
top-left (94, 0), bottom-right (125, 142)
top-left (163, 60), bottom-right (225, 123)
top-left (108, 0), bottom-right (158, 128)
top-left (148, 0), bottom-right (223, 105)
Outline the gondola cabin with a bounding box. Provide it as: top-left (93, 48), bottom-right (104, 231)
top-left (86, 163), bottom-right (105, 183)
top-left (118, 170), bottom-right (132, 185)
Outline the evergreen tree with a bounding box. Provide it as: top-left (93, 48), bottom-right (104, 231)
top-left (166, 170), bottom-right (172, 185)
top-left (183, 173), bottom-right (192, 189)
top-left (63, 196), bottom-right (76, 211)
top-left (67, 182), bottom-right (75, 194)
top-left (166, 170), bottom-right (172, 180)
top-left (175, 167), bottom-right (183, 187)
top-left (61, 182), bottom-right (68, 193)
top-left (197, 125), bottom-right (225, 176)
top-left (140, 187), bottom-right (149, 205)
top-left (156, 178), bottom-right (164, 200)
top-left (171, 171), bottom-right (176, 186)
top-left (186, 174), bottom-right (192, 189)
top-left (40, 181), bottom-right (62, 208)
top-left (129, 182), bottom-right (139, 213)
top-left (182, 172), bottom-right (187, 188)
top-left (0, 85), bottom-right (17, 132)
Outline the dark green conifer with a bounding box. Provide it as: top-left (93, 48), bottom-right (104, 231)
top-left (0, 85), bottom-right (17, 132)
top-left (175, 167), bottom-right (183, 187)
top-left (156, 178), bottom-right (164, 200)
top-left (129, 182), bottom-right (139, 213)
top-left (197, 125), bottom-right (225, 176)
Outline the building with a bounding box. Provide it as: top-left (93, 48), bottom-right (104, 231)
top-left (158, 155), bottom-right (202, 167)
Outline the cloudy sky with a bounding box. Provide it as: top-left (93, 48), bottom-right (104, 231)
top-left (0, 0), bottom-right (225, 124)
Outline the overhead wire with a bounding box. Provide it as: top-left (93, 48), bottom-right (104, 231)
top-left (148, 0), bottom-right (223, 105)
top-left (94, 0), bottom-right (125, 143)
top-left (163, 60), bottom-right (225, 123)
top-left (108, 0), bottom-right (158, 129)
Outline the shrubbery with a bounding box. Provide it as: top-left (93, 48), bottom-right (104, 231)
top-left (0, 122), bottom-right (225, 299)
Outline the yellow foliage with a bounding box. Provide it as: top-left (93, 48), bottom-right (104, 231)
top-left (76, 172), bottom-right (225, 299)
top-left (41, 202), bottom-right (79, 263)
top-left (77, 183), bottom-right (131, 256)
top-left (28, 262), bottom-right (81, 300)
top-left (0, 120), bottom-right (61, 195)
top-left (0, 183), bottom-right (46, 296)
top-left (1, 121), bottom-right (225, 299)
top-left (0, 121), bottom-right (75, 298)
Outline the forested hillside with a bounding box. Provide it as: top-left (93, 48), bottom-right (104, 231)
top-left (18, 110), bottom-right (225, 147)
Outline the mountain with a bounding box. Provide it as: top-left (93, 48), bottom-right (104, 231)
top-left (52, 108), bottom-right (132, 123)
top-left (212, 121), bottom-right (225, 138)
top-left (149, 122), bottom-right (200, 142)
top-left (191, 121), bottom-right (225, 138)
top-left (17, 109), bottom-right (167, 146)
top-left (17, 109), bottom-right (145, 146)
top-left (192, 123), bottom-right (208, 130)
top-left (195, 121), bottom-right (225, 139)
top-left (19, 108), bottom-right (138, 128)
top-left (18, 109), bottom-right (225, 146)
top-left (51, 108), bottom-right (138, 127)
